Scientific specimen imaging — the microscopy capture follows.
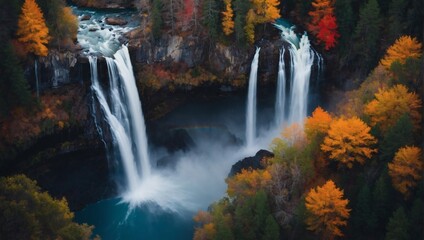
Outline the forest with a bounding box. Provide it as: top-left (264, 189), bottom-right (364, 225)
top-left (0, 0), bottom-right (423, 239)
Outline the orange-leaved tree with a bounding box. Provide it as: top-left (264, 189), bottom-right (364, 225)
top-left (222, 0), bottom-right (234, 35)
top-left (388, 146), bottom-right (423, 199)
top-left (308, 0), bottom-right (334, 36)
top-left (305, 180), bottom-right (350, 240)
top-left (364, 84), bottom-right (422, 133)
top-left (305, 106), bottom-right (333, 140)
top-left (321, 117), bottom-right (377, 168)
top-left (380, 36), bottom-right (422, 69)
top-left (226, 169), bottom-right (271, 198)
top-left (16, 0), bottom-right (50, 57)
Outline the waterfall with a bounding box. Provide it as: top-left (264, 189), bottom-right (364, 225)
top-left (113, 46), bottom-right (151, 179)
top-left (89, 46), bottom-right (151, 191)
top-left (273, 21), bottom-right (319, 127)
top-left (275, 49), bottom-right (286, 127)
top-left (89, 56), bottom-right (139, 191)
top-left (287, 35), bottom-right (314, 124)
top-left (246, 48), bottom-right (260, 148)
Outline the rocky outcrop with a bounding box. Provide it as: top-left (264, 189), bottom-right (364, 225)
top-left (229, 149), bottom-right (274, 177)
top-left (105, 17), bottom-right (128, 26)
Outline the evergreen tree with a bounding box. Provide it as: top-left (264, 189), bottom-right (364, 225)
top-left (385, 207), bottom-right (410, 240)
top-left (151, 0), bottom-right (163, 40)
top-left (335, 0), bottom-right (354, 49)
top-left (386, 0), bottom-right (408, 44)
top-left (0, 42), bottom-right (32, 118)
top-left (409, 199), bottom-right (424, 239)
top-left (380, 114), bottom-right (414, 162)
top-left (352, 184), bottom-right (377, 234)
top-left (201, 0), bottom-right (220, 39)
top-left (263, 215), bottom-right (279, 240)
top-left (233, 0), bottom-right (250, 44)
top-left (372, 171), bottom-right (392, 233)
top-left (353, 0), bottom-right (381, 72)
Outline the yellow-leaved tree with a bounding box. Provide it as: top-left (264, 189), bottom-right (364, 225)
top-left (222, 0), bottom-right (234, 35)
top-left (364, 84), bottom-right (422, 132)
top-left (245, 0), bottom-right (281, 43)
top-left (16, 0), bottom-right (50, 56)
top-left (321, 117), bottom-right (377, 168)
top-left (304, 106), bottom-right (333, 140)
top-left (388, 146), bottom-right (423, 199)
top-left (305, 180), bottom-right (350, 240)
top-left (226, 169), bottom-right (271, 198)
top-left (380, 36), bottom-right (422, 69)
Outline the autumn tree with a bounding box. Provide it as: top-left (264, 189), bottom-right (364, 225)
top-left (53, 7), bottom-right (78, 47)
top-left (305, 180), bottom-right (350, 239)
top-left (226, 168), bottom-right (271, 198)
top-left (380, 36), bottom-right (422, 69)
top-left (0, 175), bottom-right (95, 239)
top-left (16, 0), bottom-right (50, 56)
top-left (308, 0), bottom-right (334, 36)
top-left (304, 106), bottom-right (332, 140)
top-left (245, 0), bottom-right (281, 43)
top-left (364, 84), bottom-right (422, 133)
top-left (317, 14), bottom-right (339, 50)
top-left (222, 0), bottom-right (234, 35)
top-left (388, 146), bottom-right (423, 198)
top-left (321, 117), bottom-right (377, 168)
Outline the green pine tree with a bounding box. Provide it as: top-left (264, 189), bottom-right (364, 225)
top-left (353, 0), bottom-right (381, 72)
top-left (233, 0), bottom-right (250, 44)
top-left (335, 0), bottom-right (354, 49)
top-left (262, 215), bottom-right (279, 240)
top-left (409, 199), bottom-right (424, 239)
top-left (0, 41), bottom-right (32, 118)
top-left (385, 207), bottom-right (410, 240)
top-left (201, 0), bottom-right (220, 39)
top-left (353, 184), bottom-right (377, 234)
top-left (380, 114), bottom-right (414, 162)
top-left (386, 0), bottom-right (408, 44)
top-left (151, 0), bottom-right (163, 40)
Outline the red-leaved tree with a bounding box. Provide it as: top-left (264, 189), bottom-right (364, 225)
top-left (317, 14), bottom-right (339, 50)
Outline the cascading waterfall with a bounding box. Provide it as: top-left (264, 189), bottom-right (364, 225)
top-left (287, 35), bottom-right (314, 124)
top-left (273, 21), bottom-right (318, 126)
top-left (113, 46), bottom-right (151, 179)
top-left (246, 48), bottom-right (261, 148)
top-left (89, 46), bottom-right (151, 192)
top-left (275, 49), bottom-right (286, 127)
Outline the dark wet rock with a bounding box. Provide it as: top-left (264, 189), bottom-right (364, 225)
top-left (228, 149), bottom-right (274, 177)
top-left (148, 126), bottom-right (195, 153)
top-left (81, 14), bottom-right (91, 21)
top-left (105, 17), bottom-right (128, 26)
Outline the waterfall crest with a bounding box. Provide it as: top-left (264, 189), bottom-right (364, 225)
top-left (246, 48), bottom-right (261, 148)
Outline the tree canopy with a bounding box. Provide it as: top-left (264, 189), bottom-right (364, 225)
top-left (16, 0), bottom-right (50, 56)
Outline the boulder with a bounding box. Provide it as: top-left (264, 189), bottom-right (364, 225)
top-left (105, 17), bottom-right (128, 26)
top-left (228, 149), bottom-right (274, 177)
top-left (80, 14), bottom-right (91, 21)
